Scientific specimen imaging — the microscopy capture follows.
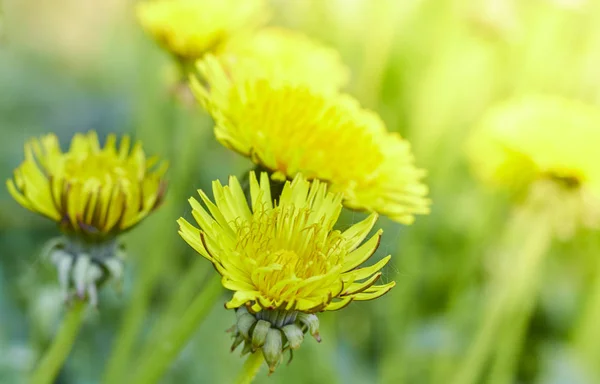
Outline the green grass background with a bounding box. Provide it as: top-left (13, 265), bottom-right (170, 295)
top-left (1, 0), bottom-right (600, 383)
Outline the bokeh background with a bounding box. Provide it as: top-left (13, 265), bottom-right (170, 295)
top-left (2, 0), bottom-right (600, 383)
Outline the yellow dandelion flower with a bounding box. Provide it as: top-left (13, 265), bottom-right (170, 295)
top-left (7, 131), bottom-right (168, 235)
top-left (217, 27), bottom-right (349, 93)
top-left (6, 131), bottom-right (168, 304)
top-left (178, 172), bottom-right (394, 371)
top-left (467, 95), bottom-right (600, 237)
top-left (191, 56), bottom-right (430, 224)
top-left (136, 0), bottom-right (267, 61)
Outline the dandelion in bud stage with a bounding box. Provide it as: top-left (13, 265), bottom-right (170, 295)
top-left (178, 172), bottom-right (395, 373)
top-left (467, 95), bottom-right (600, 238)
top-left (191, 57), bottom-right (430, 224)
top-left (7, 131), bottom-right (168, 305)
top-left (216, 27), bottom-right (349, 94)
top-left (136, 0), bottom-right (267, 63)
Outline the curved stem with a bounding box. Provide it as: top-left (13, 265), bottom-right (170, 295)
top-left (235, 352), bottom-right (264, 384)
top-left (30, 301), bottom-right (86, 384)
top-left (128, 274), bottom-right (223, 384)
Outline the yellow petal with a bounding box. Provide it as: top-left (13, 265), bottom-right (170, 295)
top-left (6, 179), bottom-right (34, 211)
top-left (342, 255), bottom-right (391, 282)
top-left (352, 281), bottom-right (395, 301)
top-left (226, 290), bottom-right (260, 309)
top-left (342, 213), bottom-right (378, 251)
top-left (342, 229), bottom-right (382, 272)
top-left (324, 297), bottom-right (353, 311)
top-left (177, 217), bottom-right (212, 260)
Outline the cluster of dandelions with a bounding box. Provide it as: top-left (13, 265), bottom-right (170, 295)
top-left (8, 0), bottom-right (430, 382)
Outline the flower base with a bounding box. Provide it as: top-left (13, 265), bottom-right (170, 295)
top-left (43, 236), bottom-right (125, 306)
top-left (229, 306), bottom-right (321, 374)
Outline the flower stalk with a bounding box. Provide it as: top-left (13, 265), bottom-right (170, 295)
top-left (235, 351), bottom-right (265, 384)
top-left (30, 301), bottom-right (86, 384)
top-left (128, 274), bottom-right (223, 384)
top-left (572, 256), bottom-right (600, 382)
top-left (102, 97), bottom-right (203, 383)
top-left (451, 195), bottom-right (553, 384)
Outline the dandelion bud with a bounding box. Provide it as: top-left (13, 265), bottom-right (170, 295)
top-left (251, 320), bottom-right (271, 350)
top-left (281, 324), bottom-right (304, 350)
top-left (262, 329), bottom-right (282, 373)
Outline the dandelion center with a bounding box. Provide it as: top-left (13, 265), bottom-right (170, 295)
top-left (234, 83), bottom-right (386, 187)
top-left (233, 204), bottom-right (345, 303)
top-left (61, 151), bottom-right (141, 188)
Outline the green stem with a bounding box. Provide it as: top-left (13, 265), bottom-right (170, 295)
top-left (487, 295), bottom-right (536, 384)
top-left (101, 252), bottom-right (163, 384)
top-left (128, 274), bottom-right (223, 384)
top-left (141, 259), bottom-right (210, 349)
top-left (101, 26), bottom-right (179, 384)
top-left (102, 41), bottom-right (209, 382)
top-left (450, 203), bottom-right (552, 384)
top-left (378, 241), bottom-right (421, 384)
top-left (235, 352), bottom-right (264, 384)
top-left (30, 301), bottom-right (86, 384)
top-left (572, 256), bottom-right (600, 381)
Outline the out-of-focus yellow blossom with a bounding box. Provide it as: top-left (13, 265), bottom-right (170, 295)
top-left (136, 0), bottom-right (267, 61)
top-left (191, 56), bottom-right (430, 224)
top-left (7, 131), bottom-right (168, 238)
top-left (467, 95), bottom-right (600, 237)
top-left (6, 131), bottom-right (168, 305)
top-left (217, 27), bottom-right (349, 93)
top-left (178, 172), bottom-right (394, 371)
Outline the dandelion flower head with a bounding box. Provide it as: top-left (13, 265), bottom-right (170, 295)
top-left (178, 172), bottom-right (396, 371)
top-left (178, 172), bottom-right (394, 313)
top-left (191, 57), bottom-right (430, 224)
top-left (7, 131), bottom-right (168, 239)
top-left (467, 95), bottom-right (600, 236)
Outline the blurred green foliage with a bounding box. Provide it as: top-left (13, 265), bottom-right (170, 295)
top-left (2, 0), bottom-right (600, 383)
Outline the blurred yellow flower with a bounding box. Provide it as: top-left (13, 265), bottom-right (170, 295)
top-left (467, 95), bottom-right (600, 237)
top-left (136, 0), bottom-right (267, 61)
top-left (7, 131), bottom-right (167, 304)
top-left (191, 56), bottom-right (430, 224)
top-left (178, 172), bottom-right (394, 371)
top-left (7, 131), bottom-right (168, 237)
top-left (468, 95), bottom-right (600, 191)
top-left (217, 27), bottom-right (349, 93)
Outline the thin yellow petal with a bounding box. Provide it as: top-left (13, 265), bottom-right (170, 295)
top-left (342, 229), bottom-right (382, 272)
